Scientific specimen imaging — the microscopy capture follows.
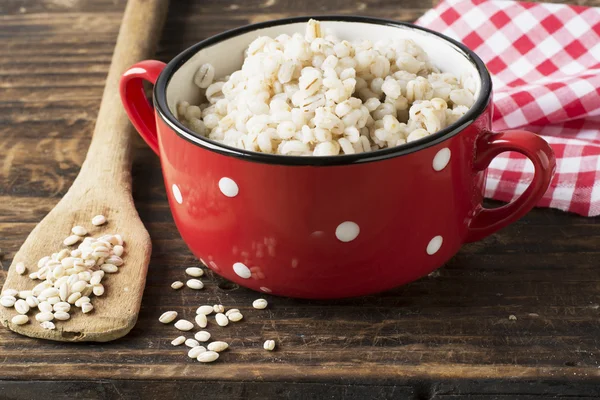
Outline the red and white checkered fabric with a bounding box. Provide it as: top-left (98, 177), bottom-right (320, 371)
top-left (417, 0), bottom-right (600, 216)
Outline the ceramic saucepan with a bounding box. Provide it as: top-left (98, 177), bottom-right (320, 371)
top-left (120, 16), bottom-right (555, 299)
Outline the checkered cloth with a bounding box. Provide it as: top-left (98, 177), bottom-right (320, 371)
top-left (417, 0), bottom-right (600, 216)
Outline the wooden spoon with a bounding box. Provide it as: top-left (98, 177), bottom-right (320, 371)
top-left (0, 0), bottom-right (169, 342)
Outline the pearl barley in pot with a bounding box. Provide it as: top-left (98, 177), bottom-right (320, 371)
top-left (120, 16), bottom-right (555, 299)
top-left (177, 19), bottom-right (475, 156)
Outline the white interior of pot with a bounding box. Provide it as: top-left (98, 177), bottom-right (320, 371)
top-left (165, 20), bottom-right (482, 117)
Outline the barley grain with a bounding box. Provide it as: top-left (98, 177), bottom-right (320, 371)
top-left (252, 299), bottom-right (268, 309)
top-left (175, 319), bottom-right (194, 331)
top-left (188, 346), bottom-right (207, 358)
top-left (75, 296), bottom-right (90, 308)
top-left (113, 245), bottom-right (124, 257)
top-left (26, 296), bottom-right (39, 308)
top-left (159, 311), bottom-right (178, 324)
top-left (186, 279), bottom-right (204, 290)
top-left (213, 304), bottom-right (224, 313)
top-left (171, 336), bottom-right (186, 346)
top-left (92, 215), bottom-right (107, 226)
top-left (81, 302), bottom-right (94, 313)
top-left (225, 309), bottom-right (239, 317)
top-left (215, 313), bottom-right (229, 327)
top-left (185, 338), bottom-right (200, 348)
top-left (228, 312), bottom-right (243, 322)
top-left (197, 351), bottom-right (219, 363)
top-left (18, 290), bottom-right (33, 299)
top-left (185, 267), bottom-right (204, 277)
top-left (207, 341), bottom-right (229, 352)
top-left (64, 235), bottom-right (82, 246)
top-left (38, 301), bottom-right (53, 313)
top-left (37, 256), bottom-right (50, 268)
top-left (40, 288), bottom-right (59, 299)
top-left (53, 302), bottom-right (70, 313)
top-left (35, 312), bottom-right (54, 322)
top-left (101, 264), bottom-right (118, 273)
top-left (264, 340), bottom-right (276, 351)
top-left (71, 280), bottom-right (87, 293)
top-left (196, 305), bottom-right (213, 315)
top-left (12, 315), bottom-right (29, 325)
top-left (54, 311), bottom-right (70, 321)
top-left (67, 292), bottom-right (82, 304)
top-left (14, 299), bottom-right (30, 314)
top-left (78, 271), bottom-right (92, 282)
top-left (32, 282), bottom-right (51, 296)
top-left (171, 281), bottom-right (184, 290)
top-left (90, 273), bottom-right (103, 286)
top-left (0, 295), bottom-right (17, 308)
top-left (194, 330), bottom-right (211, 342)
top-left (195, 313), bottom-right (208, 328)
top-left (93, 284), bottom-right (105, 296)
top-left (72, 226), bottom-right (87, 236)
top-left (105, 256), bottom-right (123, 266)
top-left (40, 321), bottom-right (55, 330)
top-left (194, 63), bottom-right (215, 89)
top-left (15, 262), bottom-right (26, 275)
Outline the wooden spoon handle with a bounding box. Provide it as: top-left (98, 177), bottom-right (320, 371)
top-left (79, 0), bottom-right (169, 186)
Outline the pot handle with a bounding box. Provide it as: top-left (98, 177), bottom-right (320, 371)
top-left (465, 130), bottom-right (556, 243)
top-left (119, 60), bottom-right (166, 156)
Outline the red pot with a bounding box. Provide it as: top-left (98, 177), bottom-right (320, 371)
top-left (120, 16), bottom-right (555, 299)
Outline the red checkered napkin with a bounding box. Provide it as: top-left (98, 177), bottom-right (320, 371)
top-left (417, 0), bottom-right (600, 216)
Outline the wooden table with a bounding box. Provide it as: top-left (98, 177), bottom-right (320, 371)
top-left (2, 0), bottom-right (600, 398)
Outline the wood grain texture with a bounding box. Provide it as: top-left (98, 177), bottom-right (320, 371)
top-left (3, 379), bottom-right (600, 400)
top-left (1, 0), bottom-right (600, 397)
top-left (0, 0), bottom-right (168, 341)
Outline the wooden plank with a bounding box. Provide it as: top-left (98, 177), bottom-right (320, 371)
top-left (5, 0), bottom-right (600, 16)
top-left (2, 379), bottom-right (600, 399)
top-left (0, 362), bottom-right (599, 382)
top-left (0, 380), bottom-right (416, 400)
top-left (2, 0), bottom-right (600, 395)
top-left (3, 378), bottom-right (600, 399)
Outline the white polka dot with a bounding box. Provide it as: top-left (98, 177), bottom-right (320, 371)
top-left (432, 148), bottom-right (451, 171)
top-left (291, 258), bottom-right (299, 268)
top-left (335, 221), bottom-right (360, 242)
top-left (260, 286), bottom-right (272, 293)
top-left (426, 236), bottom-right (443, 255)
top-left (233, 262), bottom-right (251, 279)
top-left (172, 184), bottom-right (183, 204)
top-left (219, 177), bottom-right (239, 197)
